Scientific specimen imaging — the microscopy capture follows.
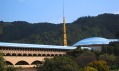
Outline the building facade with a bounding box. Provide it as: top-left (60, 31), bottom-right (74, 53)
top-left (0, 42), bottom-right (76, 68)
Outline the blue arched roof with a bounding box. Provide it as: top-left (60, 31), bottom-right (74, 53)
top-left (73, 37), bottom-right (118, 46)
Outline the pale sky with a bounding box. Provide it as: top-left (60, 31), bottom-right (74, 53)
top-left (0, 0), bottom-right (119, 23)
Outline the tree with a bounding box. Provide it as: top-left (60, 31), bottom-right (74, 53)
top-left (99, 54), bottom-right (117, 65)
top-left (87, 60), bottom-right (109, 71)
top-left (7, 66), bottom-right (16, 71)
top-left (67, 47), bottom-right (84, 57)
top-left (115, 31), bottom-right (119, 40)
top-left (99, 54), bottom-right (118, 70)
top-left (0, 52), bottom-right (6, 71)
top-left (102, 42), bottom-right (119, 56)
top-left (76, 50), bottom-right (96, 67)
top-left (84, 66), bottom-right (98, 71)
top-left (38, 56), bottom-right (80, 71)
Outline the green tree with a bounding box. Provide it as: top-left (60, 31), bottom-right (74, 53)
top-left (0, 52), bottom-right (6, 71)
top-left (87, 60), bottom-right (109, 71)
top-left (67, 47), bottom-right (84, 57)
top-left (115, 31), bottom-right (119, 40)
top-left (7, 66), bottom-right (16, 71)
top-left (99, 54), bottom-right (117, 69)
top-left (76, 50), bottom-right (96, 67)
top-left (39, 56), bottom-right (80, 71)
top-left (84, 66), bottom-right (98, 71)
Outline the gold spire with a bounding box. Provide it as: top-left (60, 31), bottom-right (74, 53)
top-left (63, 16), bottom-right (67, 46)
top-left (63, 0), bottom-right (67, 46)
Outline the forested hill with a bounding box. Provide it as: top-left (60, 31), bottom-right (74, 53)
top-left (0, 13), bottom-right (119, 45)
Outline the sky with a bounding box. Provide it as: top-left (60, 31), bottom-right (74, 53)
top-left (0, 0), bottom-right (119, 24)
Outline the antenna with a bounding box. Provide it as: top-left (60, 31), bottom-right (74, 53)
top-left (63, 0), bottom-right (67, 46)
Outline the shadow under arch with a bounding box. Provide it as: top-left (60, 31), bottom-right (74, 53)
top-left (5, 61), bottom-right (13, 65)
top-left (28, 54), bottom-right (32, 56)
top-left (23, 54), bottom-right (27, 56)
top-left (38, 54), bottom-right (41, 56)
top-left (42, 54), bottom-right (46, 56)
top-left (59, 54), bottom-right (63, 56)
top-left (33, 54), bottom-right (37, 56)
top-left (31, 60), bottom-right (43, 65)
top-left (15, 60), bottom-right (29, 65)
top-left (55, 54), bottom-right (59, 56)
top-left (51, 54), bottom-right (54, 56)
top-left (47, 54), bottom-right (50, 56)
top-left (12, 53), bottom-right (17, 56)
top-left (17, 54), bottom-right (22, 56)
top-left (6, 53), bottom-right (11, 56)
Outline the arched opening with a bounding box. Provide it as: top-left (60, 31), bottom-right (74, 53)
top-left (33, 54), bottom-right (37, 56)
top-left (23, 54), bottom-right (27, 56)
top-left (31, 60), bottom-right (43, 65)
top-left (28, 54), bottom-right (32, 56)
top-left (6, 53), bottom-right (11, 56)
top-left (47, 54), bottom-right (50, 56)
top-left (55, 54), bottom-right (58, 56)
top-left (5, 61), bottom-right (13, 65)
top-left (15, 61), bottom-right (29, 65)
top-left (17, 54), bottom-right (22, 56)
top-left (59, 54), bottom-right (63, 56)
top-left (12, 53), bottom-right (16, 56)
top-left (38, 54), bottom-right (41, 56)
top-left (51, 54), bottom-right (54, 56)
top-left (42, 54), bottom-right (46, 56)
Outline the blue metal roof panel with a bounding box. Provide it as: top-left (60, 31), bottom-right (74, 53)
top-left (0, 42), bottom-right (76, 50)
top-left (73, 37), bottom-right (118, 47)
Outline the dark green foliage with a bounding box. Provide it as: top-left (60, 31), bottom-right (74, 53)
top-left (102, 42), bottom-right (119, 56)
top-left (67, 47), bottom-right (84, 57)
top-left (76, 50), bottom-right (96, 67)
top-left (39, 56), bottom-right (80, 71)
top-left (115, 31), bottom-right (119, 39)
top-left (0, 13), bottom-right (119, 45)
top-left (101, 42), bottom-right (119, 69)
top-left (99, 54), bottom-right (117, 68)
top-left (0, 52), bottom-right (6, 71)
top-left (84, 66), bottom-right (98, 71)
top-left (87, 60), bottom-right (109, 71)
top-left (6, 66), bottom-right (16, 71)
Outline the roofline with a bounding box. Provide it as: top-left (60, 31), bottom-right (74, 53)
top-left (0, 42), bottom-right (77, 50)
top-left (73, 44), bottom-right (108, 47)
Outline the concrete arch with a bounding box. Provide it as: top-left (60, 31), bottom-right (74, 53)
top-left (55, 54), bottom-right (58, 56)
top-left (47, 54), bottom-right (50, 56)
top-left (59, 54), bottom-right (62, 56)
top-left (4, 56), bottom-right (47, 65)
top-left (28, 54), bottom-right (32, 56)
top-left (12, 53), bottom-right (17, 56)
top-left (23, 54), bottom-right (27, 56)
top-left (17, 54), bottom-right (22, 56)
top-left (31, 60), bottom-right (43, 65)
top-left (51, 54), bottom-right (54, 56)
top-left (6, 53), bottom-right (11, 56)
top-left (33, 54), bottom-right (37, 56)
top-left (5, 61), bottom-right (13, 65)
top-left (38, 54), bottom-right (41, 56)
top-left (42, 54), bottom-right (46, 56)
top-left (15, 60), bottom-right (29, 65)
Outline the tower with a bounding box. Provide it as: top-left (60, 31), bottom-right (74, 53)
top-left (63, 0), bottom-right (67, 46)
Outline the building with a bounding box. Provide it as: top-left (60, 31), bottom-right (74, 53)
top-left (0, 42), bottom-right (76, 68)
top-left (73, 37), bottom-right (118, 51)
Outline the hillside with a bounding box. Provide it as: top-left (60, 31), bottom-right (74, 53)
top-left (0, 13), bottom-right (119, 45)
